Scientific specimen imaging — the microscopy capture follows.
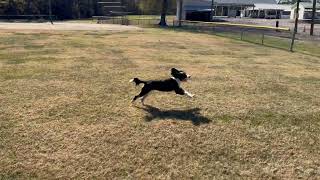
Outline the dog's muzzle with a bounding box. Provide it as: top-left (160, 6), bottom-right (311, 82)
top-left (184, 74), bottom-right (191, 82)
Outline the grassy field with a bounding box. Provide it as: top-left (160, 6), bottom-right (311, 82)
top-left (0, 28), bottom-right (320, 179)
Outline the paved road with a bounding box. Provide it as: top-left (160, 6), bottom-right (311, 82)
top-left (0, 22), bottom-right (140, 31)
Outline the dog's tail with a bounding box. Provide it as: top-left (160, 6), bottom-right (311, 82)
top-left (129, 78), bottom-right (146, 86)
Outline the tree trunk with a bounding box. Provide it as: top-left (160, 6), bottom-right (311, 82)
top-left (159, 0), bottom-right (168, 27)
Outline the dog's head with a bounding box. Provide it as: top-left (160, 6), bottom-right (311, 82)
top-left (171, 68), bottom-right (191, 82)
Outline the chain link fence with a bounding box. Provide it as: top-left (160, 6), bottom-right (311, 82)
top-left (95, 16), bottom-right (320, 56)
top-left (95, 16), bottom-right (176, 27)
top-left (173, 20), bottom-right (294, 51)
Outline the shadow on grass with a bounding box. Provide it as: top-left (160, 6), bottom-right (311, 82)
top-left (137, 105), bottom-right (212, 126)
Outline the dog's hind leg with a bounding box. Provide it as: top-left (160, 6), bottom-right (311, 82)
top-left (140, 93), bottom-right (150, 106)
top-left (132, 86), bottom-right (151, 103)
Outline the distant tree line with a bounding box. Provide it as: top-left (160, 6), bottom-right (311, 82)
top-left (0, 0), bottom-right (176, 19)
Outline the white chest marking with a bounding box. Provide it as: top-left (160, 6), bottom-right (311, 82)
top-left (171, 77), bottom-right (181, 87)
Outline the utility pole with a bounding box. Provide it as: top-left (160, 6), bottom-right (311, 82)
top-left (178, 0), bottom-right (183, 26)
top-left (310, 0), bottom-right (317, 35)
top-left (49, 0), bottom-right (53, 24)
top-left (290, 0), bottom-right (300, 52)
top-left (211, 0), bottom-right (214, 21)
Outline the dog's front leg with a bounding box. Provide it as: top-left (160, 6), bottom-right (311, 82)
top-left (184, 90), bottom-right (195, 98)
top-left (175, 88), bottom-right (194, 98)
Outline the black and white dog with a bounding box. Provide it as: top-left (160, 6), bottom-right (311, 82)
top-left (130, 68), bottom-right (194, 105)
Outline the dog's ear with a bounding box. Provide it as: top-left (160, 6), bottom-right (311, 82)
top-left (171, 68), bottom-right (179, 76)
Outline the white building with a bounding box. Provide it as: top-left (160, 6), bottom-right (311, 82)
top-left (291, 1), bottom-right (320, 20)
top-left (246, 3), bottom-right (292, 18)
top-left (176, 0), bottom-right (320, 20)
top-left (176, 0), bottom-right (256, 21)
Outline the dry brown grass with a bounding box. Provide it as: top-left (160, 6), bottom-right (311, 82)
top-left (0, 28), bottom-right (320, 179)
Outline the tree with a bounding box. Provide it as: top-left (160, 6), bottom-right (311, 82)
top-left (159, 0), bottom-right (168, 26)
top-left (0, 0), bottom-right (176, 20)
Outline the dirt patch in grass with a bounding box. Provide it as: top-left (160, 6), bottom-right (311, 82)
top-left (0, 28), bottom-right (319, 179)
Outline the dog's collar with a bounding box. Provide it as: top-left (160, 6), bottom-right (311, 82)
top-left (171, 77), bottom-right (181, 85)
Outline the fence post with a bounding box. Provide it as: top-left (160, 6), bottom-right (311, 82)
top-left (261, 33), bottom-right (265, 45)
top-left (178, 0), bottom-right (183, 27)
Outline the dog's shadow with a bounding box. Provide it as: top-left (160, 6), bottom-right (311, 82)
top-left (136, 105), bottom-right (212, 126)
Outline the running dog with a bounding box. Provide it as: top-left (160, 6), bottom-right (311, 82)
top-left (130, 68), bottom-right (194, 105)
